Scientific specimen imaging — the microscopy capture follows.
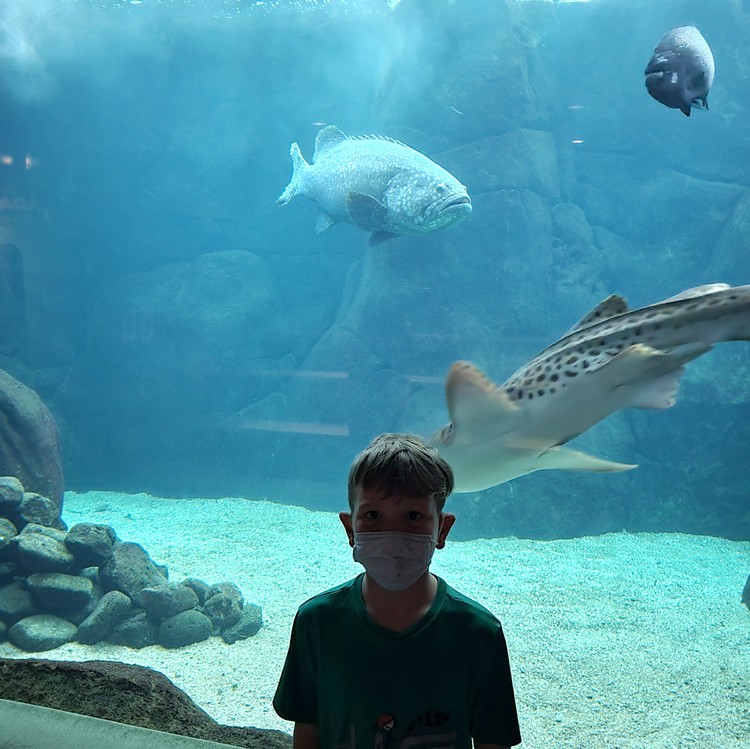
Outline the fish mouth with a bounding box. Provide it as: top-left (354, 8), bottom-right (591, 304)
top-left (428, 193), bottom-right (472, 218)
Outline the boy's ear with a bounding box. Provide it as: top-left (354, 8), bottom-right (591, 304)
top-left (436, 513), bottom-right (456, 549)
top-left (339, 512), bottom-right (355, 547)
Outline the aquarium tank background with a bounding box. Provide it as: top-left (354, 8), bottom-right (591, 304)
top-left (0, 0), bottom-right (749, 543)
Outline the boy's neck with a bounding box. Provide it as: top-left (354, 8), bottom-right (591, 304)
top-left (361, 571), bottom-right (438, 633)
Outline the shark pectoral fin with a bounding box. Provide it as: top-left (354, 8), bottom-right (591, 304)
top-left (445, 361), bottom-right (521, 439)
top-left (627, 368), bottom-right (683, 409)
top-left (346, 192), bottom-right (389, 231)
top-left (315, 212), bottom-right (336, 234)
top-left (604, 342), bottom-right (712, 410)
top-left (536, 446), bottom-right (637, 474)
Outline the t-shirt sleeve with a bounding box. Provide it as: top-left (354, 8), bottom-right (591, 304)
top-left (272, 607), bottom-right (319, 723)
top-left (470, 624), bottom-right (522, 746)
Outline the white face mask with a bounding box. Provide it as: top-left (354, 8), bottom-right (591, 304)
top-left (352, 531), bottom-right (437, 591)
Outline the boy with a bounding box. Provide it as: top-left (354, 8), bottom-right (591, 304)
top-left (273, 433), bottom-right (521, 749)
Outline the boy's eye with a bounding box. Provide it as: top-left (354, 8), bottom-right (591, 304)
top-left (405, 511), bottom-right (423, 521)
top-left (363, 510), bottom-right (380, 520)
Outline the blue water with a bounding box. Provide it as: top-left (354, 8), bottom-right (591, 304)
top-left (1, 0), bottom-right (749, 542)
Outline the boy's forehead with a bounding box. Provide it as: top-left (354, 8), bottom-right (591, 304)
top-left (354, 485), bottom-right (435, 506)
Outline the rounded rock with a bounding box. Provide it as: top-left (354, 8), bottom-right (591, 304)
top-left (26, 572), bottom-right (95, 616)
top-left (16, 533), bottom-right (74, 574)
top-left (158, 609), bottom-right (212, 649)
top-left (78, 590), bottom-right (132, 645)
top-left (65, 523), bottom-right (117, 567)
top-left (8, 614), bottom-right (78, 651)
top-left (141, 582), bottom-right (199, 621)
top-left (221, 602), bottom-right (263, 644)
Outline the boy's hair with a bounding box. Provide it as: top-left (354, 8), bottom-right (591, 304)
top-left (347, 433), bottom-right (454, 511)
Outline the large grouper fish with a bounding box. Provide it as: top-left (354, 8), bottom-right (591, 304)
top-left (644, 25), bottom-right (715, 116)
top-left (430, 283), bottom-right (750, 492)
top-left (277, 125), bottom-right (472, 244)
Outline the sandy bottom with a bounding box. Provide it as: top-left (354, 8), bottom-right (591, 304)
top-left (1, 490), bottom-right (749, 748)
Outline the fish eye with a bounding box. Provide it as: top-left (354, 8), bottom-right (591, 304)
top-left (436, 183), bottom-right (448, 193)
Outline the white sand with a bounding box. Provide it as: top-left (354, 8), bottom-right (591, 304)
top-left (1, 490), bottom-right (749, 749)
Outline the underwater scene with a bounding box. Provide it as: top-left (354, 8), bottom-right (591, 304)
top-left (0, 0), bottom-right (749, 747)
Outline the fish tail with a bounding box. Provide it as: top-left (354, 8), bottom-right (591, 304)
top-left (276, 142), bottom-right (309, 206)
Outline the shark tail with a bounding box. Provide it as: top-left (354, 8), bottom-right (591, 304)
top-left (536, 446), bottom-right (637, 474)
top-left (276, 142), bottom-right (309, 206)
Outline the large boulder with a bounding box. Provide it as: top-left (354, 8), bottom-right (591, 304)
top-left (0, 658), bottom-right (291, 748)
top-left (0, 369), bottom-right (64, 510)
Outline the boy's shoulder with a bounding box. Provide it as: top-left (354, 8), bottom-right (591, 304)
top-left (439, 578), bottom-right (504, 632)
top-left (295, 576), bottom-right (360, 618)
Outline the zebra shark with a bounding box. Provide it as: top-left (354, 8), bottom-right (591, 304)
top-left (430, 283), bottom-right (750, 492)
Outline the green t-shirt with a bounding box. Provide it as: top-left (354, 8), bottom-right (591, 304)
top-left (273, 574), bottom-right (521, 749)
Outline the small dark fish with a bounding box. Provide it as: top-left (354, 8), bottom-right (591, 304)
top-left (277, 125), bottom-right (472, 245)
top-left (645, 25), bottom-right (714, 116)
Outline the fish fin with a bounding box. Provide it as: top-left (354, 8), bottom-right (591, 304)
top-left (369, 231), bottom-right (398, 245)
top-left (563, 294), bottom-right (629, 336)
top-left (681, 105), bottom-right (691, 116)
top-left (446, 361), bottom-right (521, 440)
top-left (346, 192), bottom-right (389, 231)
top-left (663, 283), bottom-right (729, 302)
top-left (535, 446), bottom-right (637, 474)
top-left (315, 212), bottom-right (336, 234)
top-left (313, 125), bottom-right (347, 162)
top-left (626, 368), bottom-right (684, 409)
top-left (276, 143), bottom-right (308, 206)
top-left (600, 342), bottom-right (707, 409)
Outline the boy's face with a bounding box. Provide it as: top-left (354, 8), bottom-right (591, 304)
top-left (339, 485), bottom-right (456, 548)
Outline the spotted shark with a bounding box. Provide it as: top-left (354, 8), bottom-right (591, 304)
top-left (430, 283), bottom-right (750, 492)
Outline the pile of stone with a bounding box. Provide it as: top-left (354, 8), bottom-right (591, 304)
top-left (0, 476), bottom-right (262, 652)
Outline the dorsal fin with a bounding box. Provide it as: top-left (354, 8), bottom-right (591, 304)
top-left (662, 283), bottom-right (729, 303)
top-left (350, 134), bottom-right (409, 148)
top-left (313, 125), bottom-right (347, 162)
top-left (564, 294), bottom-right (629, 336)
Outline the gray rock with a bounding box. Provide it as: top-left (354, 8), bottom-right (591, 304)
top-left (742, 574), bottom-right (750, 608)
top-left (78, 590), bottom-right (132, 644)
top-left (0, 518), bottom-right (18, 563)
top-left (19, 523), bottom-right (68, 541)
top-left (141, 582), bottom-right (199, 621)
top-left (182, 577), bottom-right (211, 605)
top-left (16, 532), bottom-right (74, 574)
top-left (0, 561), bottom-right (16, 584)
top-left (99, 541), bottom-right (167, 606)
top-left (221, 603), bottom-right (263, 644)
top-left (203, 582), bottom-right (243, 629)
top-left (16, 492), bottom-right (65, 530)
top-left (26, 572), bottom-right (95, 616)
top-left (0, 476), bottom-right (24, 514)
top-left (79, 566), bottom-right (101, 585)
top-left (0, 618), bottom-right (6, 641)
top-left (108, 610), bottom-right (159, 649)
top-left (0, 369), bottom-right (64, 510)
top-left (65, 523), bottom-right (117, 566)
top-left (0, 580), bottom-right (36, 624)
top-left (159, 609), bottom-right (212, 649)
top-left (7, 613), bottom-right (78, 651)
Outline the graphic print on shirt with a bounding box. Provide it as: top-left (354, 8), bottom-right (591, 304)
top-left (362, 707), bottom-right (457, 749)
